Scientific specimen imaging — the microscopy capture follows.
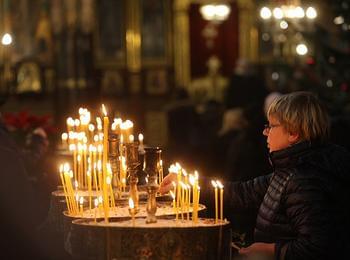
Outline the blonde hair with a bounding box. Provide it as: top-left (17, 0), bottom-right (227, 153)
top-left (267, 91), bottom-right (330, 143)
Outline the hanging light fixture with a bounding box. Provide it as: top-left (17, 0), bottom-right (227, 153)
top-left (200, 3), bottom-right (231, 23)
top-left (1, 33), bottom-right (13, 46)
top-left (259, 2), bottom-right (317, 21)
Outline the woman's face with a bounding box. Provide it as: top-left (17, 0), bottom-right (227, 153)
top-left (263, 116), bottom-right (293, 153)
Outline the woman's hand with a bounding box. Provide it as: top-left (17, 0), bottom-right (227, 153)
top-left (158, 173), bottom-right (177, 194)
top-left (239, 243), bottom-right (275, 258)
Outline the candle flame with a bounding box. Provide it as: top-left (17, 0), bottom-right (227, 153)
top-left (138, 133), bottom-right (144, 142)
top-left (69, 144), bottom-right (76, 151)
top-left (216, 180), bottom-right (224, 189)
top-left (63, 163), bottom-right (70, 172)
top-left (94, 198), bottom-right (99, 207)
top-left (101, 104), bottom-right (107, 116)
top-left (106, 176), bottom-right (111, 185)
top-left (79, 197), bottom-right (84, 205)
top-left (88, 124), bottom-right (95, 132)
top-left (67, 117), bottom-right (74, 126)
top-left (61, 133), bottom-right (68, 140)
top-left (129, 197), bottom-right (134, 209)
top-left (98, 196), bottom-right (103, 203)
top-left (74, 119), bottom-right (80, 127)
top-left (97, 160), bottom-right (102, 171)
top-left (211, 180), bottom-right (218, 188)
top-left (59, 164), bottom-right (63, 173)
top-left (129, 134), bottom-right (134, 143)
top-left (189, 175), bottom-right (195, 185)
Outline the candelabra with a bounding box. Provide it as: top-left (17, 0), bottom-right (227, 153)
top-left (108, 133), bottom-right (120, 192)
top-left (144, 147), bottom-right (161, 223)
top-left (125, 142), bottom-right (140, 212)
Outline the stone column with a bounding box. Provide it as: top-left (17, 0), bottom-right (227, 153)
top-left (173, 0), bottom-right (191, 88)
top-left (237, 0), bottom-right (258, 62)
top-left (126, 0), bottom-right (141, 94)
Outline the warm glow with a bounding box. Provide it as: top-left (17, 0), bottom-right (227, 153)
top-left (62, 133), bottom-right (68, 140)
top-left (138, 133), bottom-right (144, 142)
top-left (279, 20), bottom-right (288, 29)
top-left (63, 163), bottom-right (70, 172)
top-left (67, 117), bottom-right (75, 126)
top-left (211, 180), bottom-right (218, 188)
top-left (296, 43), bottom-right (308, 55)
top-left (1, 33), bottom-right (12, 45)
top-left (101, 104), bottom-right (107, 116)
top-left (94, 198), bottom-right (99, 207)
top-left (260, 7), bottom-right (272, 19)
top-left (200, 4), bottom-right (231, 22)
top-left (273, 7), bottom-right (283, 19)
top-left (216, 180), bottom-right (224, 189)
top-left (88, 124), bottom-right (95, 132)
top-left (189, 175), bottom-right (195, 186)
top-left (106, 176), bottom-right (111, 185)
top-left (69, 144), bottom-right (76, 151)
top-left (306, 7), bottom-right (317, 19)
top-left (170, 190), bottom-right (175, 200)
top-left (129, 134), bottom-right (134, 143)
top-left (129, 197), bottom-right (135, 209)
top-left (74, 119), bottom-right (80, 127)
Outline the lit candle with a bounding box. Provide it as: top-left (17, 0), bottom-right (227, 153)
top-left (129, 134), bottom-right (134, 143)
top-left (129, 197), bottom-right (136, 227)
top-left (69, 144), bottom-right (77, 182)
top-left (138, 133), bottom-right (145, 153)
top-left (87, 170), bottom-right (92, 210)
top-left (74, 119), bottom-right (80, 132)
top-left (66, 117), bottom-right (74, 135)
top-left (61, 133), bottom-right (68, 148)
top-left (88, 123), bottom-right (95, 141)
top-left (211, 180), bottom-right (218, 223)
top-left (187, 184), bottom-right (191, 221)
top-left (59, 164), bottom-right (71, 213)
top-left (217, 180), bottom-right (224, 222)
top-left (159, 159), bottom-right (164, 184)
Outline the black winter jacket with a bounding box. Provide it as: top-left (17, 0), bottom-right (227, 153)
top-left (226, 141), bottom-right (350, 259)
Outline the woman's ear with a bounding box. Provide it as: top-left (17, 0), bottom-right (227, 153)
top-left (288, 132), bottom-right (299, 144)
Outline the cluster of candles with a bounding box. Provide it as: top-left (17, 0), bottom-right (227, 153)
top-left (59, 105), bottom-right (144, 222)
top-left (168, 163), bottom-right (201, 224)
top-left (211, 180), bottom-right (224, 223)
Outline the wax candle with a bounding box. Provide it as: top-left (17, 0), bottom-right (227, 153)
top-left (87, 170), bottom-right (92, 210)
top-left (59, 164), bottom-right (71, 213)
top-left (211, 180), bottom-right (218, 223)
top-left (217, 180), bottom-right (224, 222)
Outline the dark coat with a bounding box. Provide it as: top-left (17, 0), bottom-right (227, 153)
top-left (226, 141), bottom-right (350, 259)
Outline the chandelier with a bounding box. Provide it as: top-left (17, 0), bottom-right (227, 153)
top-left (200, 3), bottom-right (231, 24)
top-left (258, 1), bottom-right (318, 57)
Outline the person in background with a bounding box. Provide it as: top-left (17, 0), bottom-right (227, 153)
top-left (160, 91), bottom-right (350, 259)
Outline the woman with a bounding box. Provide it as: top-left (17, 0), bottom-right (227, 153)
top-left (160, 91), bottom-right (350, 259)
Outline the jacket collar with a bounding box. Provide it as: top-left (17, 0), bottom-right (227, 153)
top-left (269, 141), bottom-right (320, 169)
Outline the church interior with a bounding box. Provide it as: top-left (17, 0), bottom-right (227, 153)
top-left (0, 0), bottom-right (350, 259)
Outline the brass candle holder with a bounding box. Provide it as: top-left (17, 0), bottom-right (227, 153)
top-left (125, 142), bottom-right (140, 213)
top-left (144, 147), bottom-right (161, 224)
